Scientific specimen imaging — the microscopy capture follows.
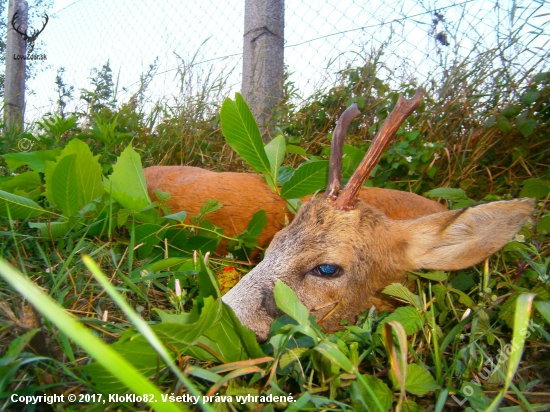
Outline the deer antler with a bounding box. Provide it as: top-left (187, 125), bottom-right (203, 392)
top-left (332, 87), bottom-right (424, 210)
top-left (11, 10), bottom-right (28, 40)
top-left (29, 14), bottom-right (49, 42)
top-left (11, 10), bottom-right (48, 43)
top-left (324, 103), bottom-right (361, 200)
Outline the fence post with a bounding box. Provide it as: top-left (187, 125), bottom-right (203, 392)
top-left (242, 0), bottom-right (284, 142)
top-left (4, 0), bottom-right (27, 133)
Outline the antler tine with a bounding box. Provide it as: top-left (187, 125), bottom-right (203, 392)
top-left (324, 103), bottom-right (361, 200)
top-left (332, 87), bottom-right (424, 210)
top-left (12, 10), bottom-right (26, 39)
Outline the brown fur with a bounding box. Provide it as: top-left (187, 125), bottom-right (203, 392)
top-left (222, 197), bottom-right (535, 341)
top-left (144, 165), bottom-right (446, 252)
top-left (144, 165), bottom-right (534, 342)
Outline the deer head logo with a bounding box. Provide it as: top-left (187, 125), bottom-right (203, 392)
top-left (11, 10), bottom-right (49, 54)
top-left (221, 89), bottom-right (535, 341)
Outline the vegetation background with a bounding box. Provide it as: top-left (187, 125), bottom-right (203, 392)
top-left (0, 0), bottom-right (549, 410)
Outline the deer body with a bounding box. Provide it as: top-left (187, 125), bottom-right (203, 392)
top-left (145, 88), bottom-right (535, 341)
top-left (144, 165), bottom-right (447, 250)
top-left (221, 89), bottom-right (535, 341)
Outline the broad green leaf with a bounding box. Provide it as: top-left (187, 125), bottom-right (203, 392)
top-left (274, 280), bottom-right (309, 326)
top-left (43, 160), bottom-right (57, 207)
top-left (0, 328), bottom-right (41, 392)
top-left (277, 165), bottom-right (294, 184)
top-left (197, 255), bottom-right (221, 299)
top-left (58, 139), bottom-right (103, 206)
top-left (425, 187), bottom-right (476, 209)
top-left (458, 381), bottom-right (491, 410)
top-left (285, 144), bottom-right (307, 156)
top-left (246, 209), bottom-right (267, 239)
top-left (162, 210), bottom-right (187, 223)
top-left (518, 118), bottom-right (538, 137)
top-left (425, 187), bottom-right (469, 201)
top-left (264, 135), bottom-right (286, 187)
top-left (134, 223), bottom-right (166, 258)
top-left (199, 199), bottom-right (223, 217)
top-left (280, 160), bottom-right (329, 199)
top-left (279, 347), bottom-right (310, 370)
top-left (520, 178), bottom-right (550, 200)
top-left (0, 189), bottom-right (48, 219)
top-left (412, 270), bottom-right (448, 282)
top-left (38, 115), bottom-right (77, 139)
top-left (402, 400), bottom-right (427, 412)
top-left (50, 154), bottom-right (79, 217)
top-left (501, 104), bottom-right (522, 118)
top-left (0, 171), bottom-right (42, 201)
top-left (536, 215), bottom-right (550, 234)
top-left (220, 94), bottom-right (272, 179)
top-left (3, 149), bottom-right (61, 172)
top-left (185, 236), bottom-right (220, 254)
top-left (320, 339), bottom-right (387, 412)
top-left (163, 228), bottom-right (188, 256)
top-left (314, 340), bottom-right (353, 373)
top-left (105, 144), bottom-right (151, 211)
top-left (534, 72), bottom-right (550, 83)
top-left (185, 365), bottom-right (222, 383)
top-left (377, 306), bottom-right (424, 335)
top-left (29, 221), bottom-right (71, 239)
top-left (351, 375), bottom-right (393, 412)
top-left (189, 304), bottom-right (265, 362)
top-left (520, 89), bottom-right (540, 105)
top-left (342, 144), bottom-right (366, 178)
top-left (3, 328), bottom-right (40, 359)
top-left (381, 283), bottom-right (423, 310)
top-left (154, 188), bottom-right (171, 202)
top-left (448, 287), bottom-right (475, 308)
top-left (401, 363), bottom-right (439, 396)
top-left (497, 115), bottom-right (511, 132)
top-left (451, 273), bottom-right (476, 291)
top-left (144, 257), bottom-right (189, 274)
top-left (0, 259), bottom-right (184, 412)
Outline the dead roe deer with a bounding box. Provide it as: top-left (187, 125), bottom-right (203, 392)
top-left (221, 88), bottom-right (534, 340)
top-left (146, 88), bottom-right (534, 341)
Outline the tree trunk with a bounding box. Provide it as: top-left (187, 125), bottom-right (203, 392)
top-left (242, 0), bottom-right (284, 142)
top-left (4, 0), bottom-right (27, 133)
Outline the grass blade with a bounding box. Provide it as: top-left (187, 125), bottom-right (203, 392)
top-left (82, 255), bottom-right (215, 411)
top-left (485, 293), bottom-right (536, 412)
top-left (0, 258), bottom-right (184, 412)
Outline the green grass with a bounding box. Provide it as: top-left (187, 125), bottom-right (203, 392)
top-left (0, 39), bottom-right (549, 411)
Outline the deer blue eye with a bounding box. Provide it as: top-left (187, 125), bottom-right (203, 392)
top-left (314, 264), bottom-right (342, 277)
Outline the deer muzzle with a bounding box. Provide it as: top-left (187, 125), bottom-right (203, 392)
top-left (221, 261), bottom-right (282, 342)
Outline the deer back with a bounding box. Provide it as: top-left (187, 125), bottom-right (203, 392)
top-left (144, 165), bottom-right (446, 254)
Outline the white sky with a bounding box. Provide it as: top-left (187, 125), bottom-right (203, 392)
top-left (4, 0), bottom-right (549, 123)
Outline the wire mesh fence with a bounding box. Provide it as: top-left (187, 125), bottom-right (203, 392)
top-left (3, 0), bottom-right (549, 123)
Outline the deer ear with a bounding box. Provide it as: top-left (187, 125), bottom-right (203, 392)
top-left (399, 198), bottom-right (535, 271)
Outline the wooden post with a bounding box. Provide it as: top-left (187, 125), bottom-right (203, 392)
top-left (242, 0), bottom-right (284, 141)
top-left (4, 0), bottom-right (28, 133)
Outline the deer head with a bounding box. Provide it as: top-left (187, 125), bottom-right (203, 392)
top-left (222, 88), bottom-right (535, 341)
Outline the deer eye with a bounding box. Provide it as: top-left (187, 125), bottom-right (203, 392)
top-left (313, 264), bottom-right (342, 278)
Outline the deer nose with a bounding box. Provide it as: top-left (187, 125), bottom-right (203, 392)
top-left (223, 294), bottom-right (274, 342)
